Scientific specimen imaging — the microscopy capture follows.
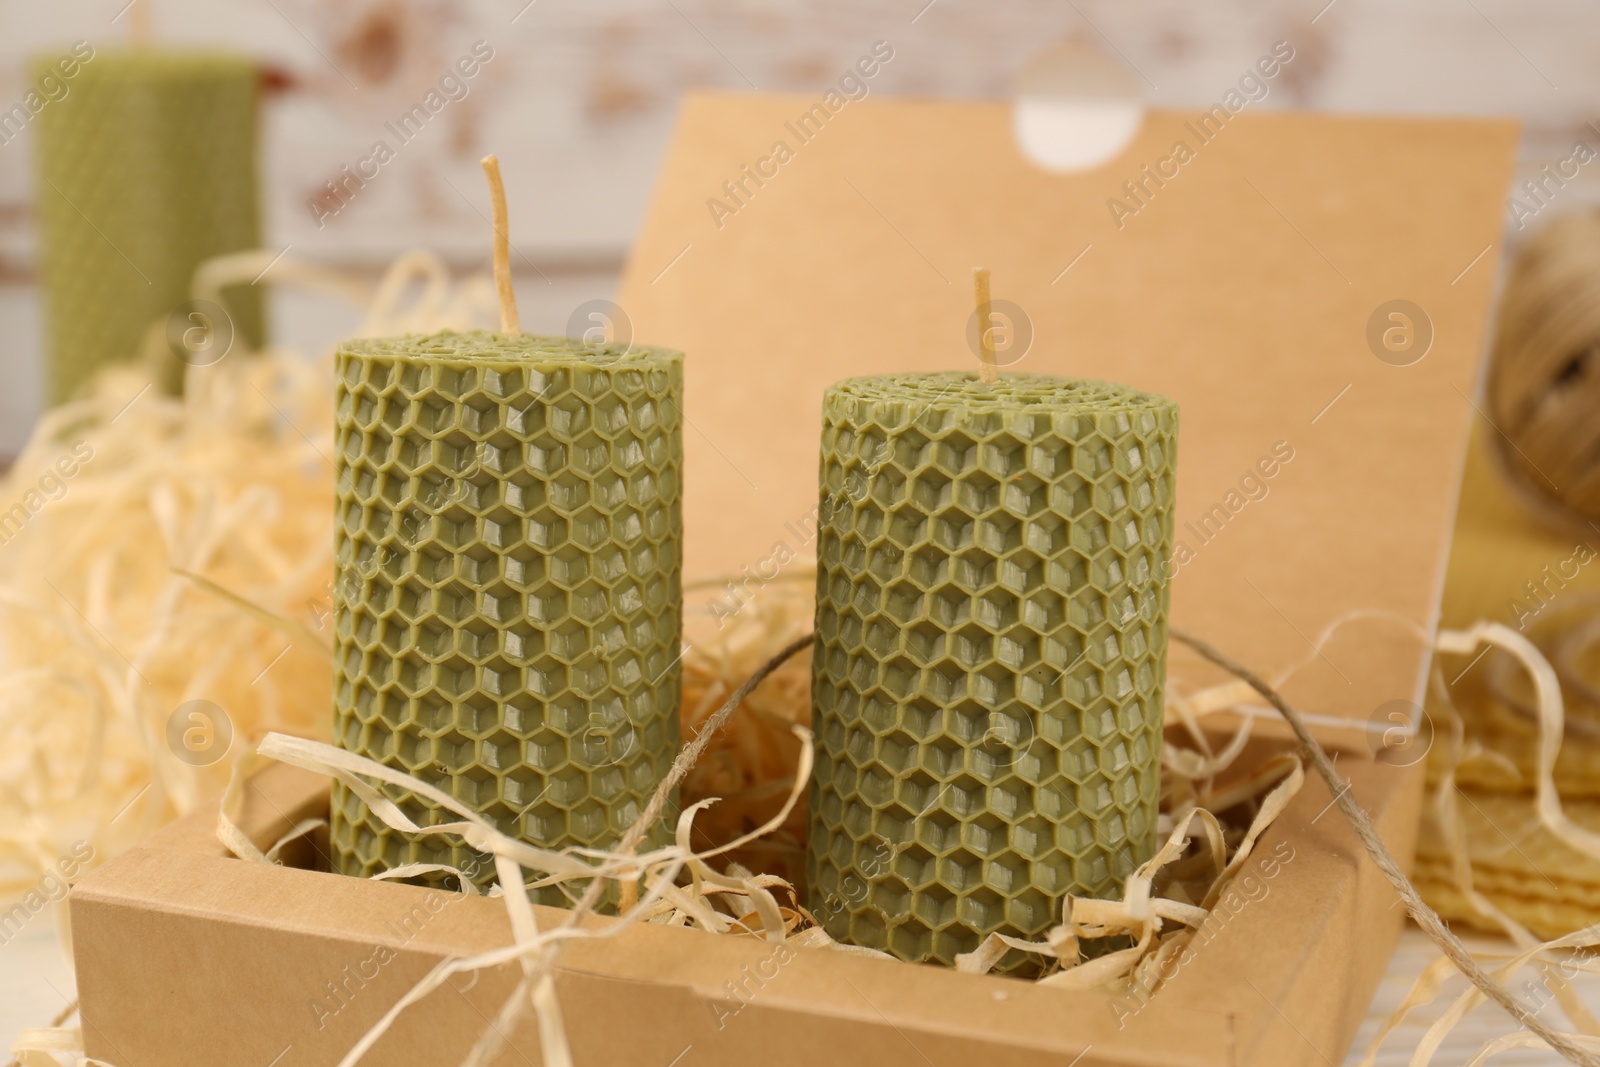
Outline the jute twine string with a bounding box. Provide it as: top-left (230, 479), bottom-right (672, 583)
top-left (1487, 207), bottom-right (1600, 527)
top-left (1172, 627), bottom-right (1600, 1067)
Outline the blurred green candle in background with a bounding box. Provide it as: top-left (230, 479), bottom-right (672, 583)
top-left (32, 47), bottom-right (264, 403)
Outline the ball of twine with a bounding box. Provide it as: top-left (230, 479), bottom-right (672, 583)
top-left (1487, 207), bottom-right (1600, 528)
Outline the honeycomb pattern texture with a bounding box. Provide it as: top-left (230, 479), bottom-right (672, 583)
top-left (329, 332), bottom-right (684, 905)
top-left (33, 50), bottom-right (264, 404)
top-left (806, 372), bottom-right (1177, 971)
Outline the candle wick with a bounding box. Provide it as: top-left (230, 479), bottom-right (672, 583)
top-left (973, 266), bottom-right (998, 384)
top-left (128, 0), bottom-right (153, 50)
top-left (480, 154), bottom-right (522, 336)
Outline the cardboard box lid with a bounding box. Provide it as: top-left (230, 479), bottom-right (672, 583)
top-left (616, 92), bottom-right (1517, 734)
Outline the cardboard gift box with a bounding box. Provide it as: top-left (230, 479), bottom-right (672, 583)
top-left (71, 91), bottom-right (1516, 1066)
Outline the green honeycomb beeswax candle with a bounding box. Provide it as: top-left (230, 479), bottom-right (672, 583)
top-left (33, 50), bottom-right (264, 403)
top-left (807, 372), bottom-right (1177, 970)
top-left (329, 331), bottom-right (684, 902)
